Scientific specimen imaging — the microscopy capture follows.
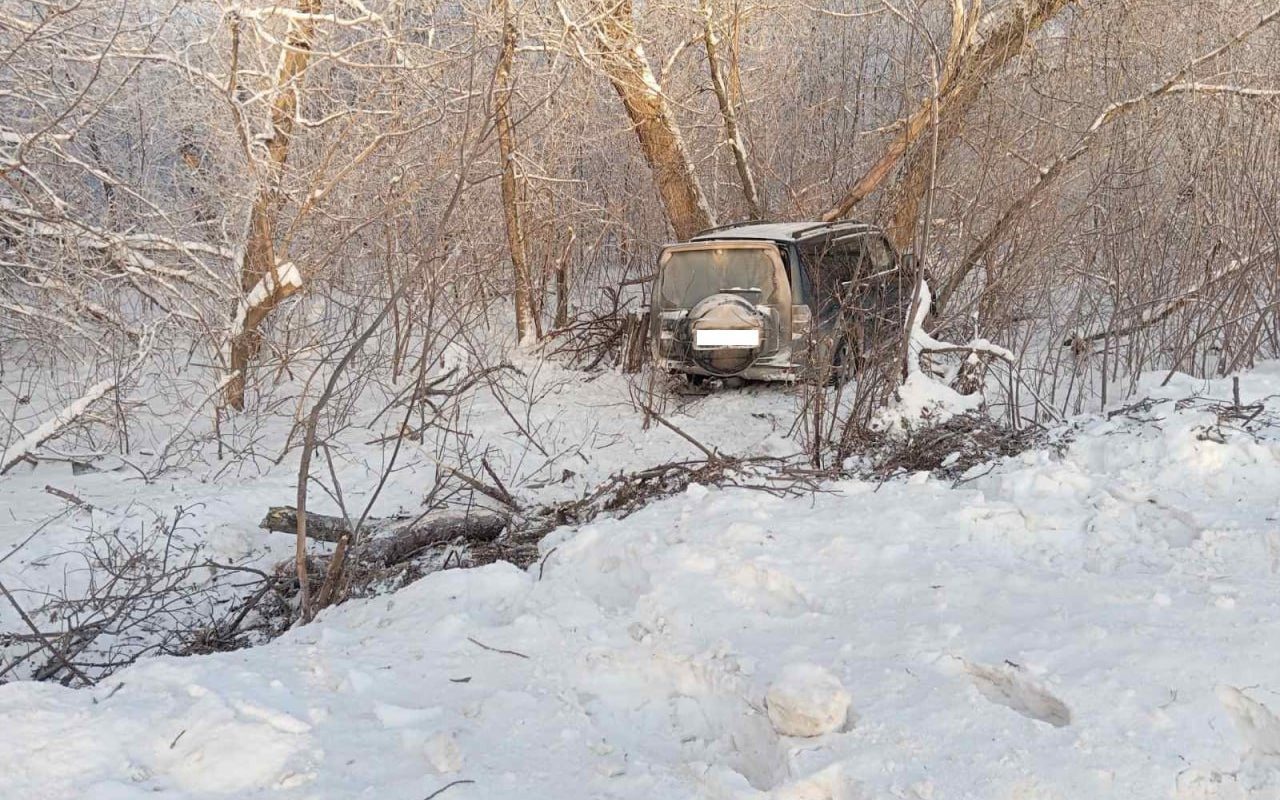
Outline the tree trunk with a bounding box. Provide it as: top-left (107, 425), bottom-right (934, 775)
top-left (821, 0), bottom-right (1075, 247)
top-left (224, 0), bottom-right (320, 410)
top-left (586, 0), bottom-right (713, 240)
top-left (554, 228), bottom-right (573, 328)
top-left (700, 0), bottom-right (762, 219)
top-left (880, 80), bottom-right (973, 250)
top-left (494, 0), bottom-right (538, 344)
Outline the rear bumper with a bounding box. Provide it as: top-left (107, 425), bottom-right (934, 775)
top-left (655, 354), bottom-right (800, 382)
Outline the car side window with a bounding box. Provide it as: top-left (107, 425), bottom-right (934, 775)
top-left (866, 236), bottom-right (894, 272)
top-left (802, 238), bottom-right (866, 307)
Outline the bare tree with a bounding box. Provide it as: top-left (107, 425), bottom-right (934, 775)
top-left (493, 0), bottom-right (539, 343)
top-left (821, 0), bottom-right (1076, 249)
top-left (224, 0), bottom-right (320, 410)
top-left (700, 0), bottom-right (763, 219)
top-left (558, 0), bottom-right (714, 240)
top-left (936, 2), bottom-right (1280, 311)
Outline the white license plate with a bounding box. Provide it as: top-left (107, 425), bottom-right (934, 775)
top-left (695, 329), bottom-right (760, 348)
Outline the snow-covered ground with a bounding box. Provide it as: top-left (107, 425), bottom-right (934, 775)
top-left (4, 363), bottom-right (1280, 799)
top-left (0, 356), bottom-right (798, 679)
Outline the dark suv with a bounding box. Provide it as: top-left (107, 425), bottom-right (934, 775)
top-left (650, 221), bottom-right (916, 381)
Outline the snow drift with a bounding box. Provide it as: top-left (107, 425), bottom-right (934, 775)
top-left (3, 365), bottom-right (1280, 798)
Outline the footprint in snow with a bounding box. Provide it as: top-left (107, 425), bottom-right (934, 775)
top-left (1219, 685), bottom-right (1280, 757)
top-left (965, 660), bottom-right (1072, 728)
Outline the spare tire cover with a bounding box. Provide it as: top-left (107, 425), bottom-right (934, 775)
top-left (687, 293), bottom-right (767, 376)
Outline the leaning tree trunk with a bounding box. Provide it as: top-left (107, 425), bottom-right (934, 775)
top-left (493, 0), bottom-right (538, 344)
top-left (588, 0), bottom-right (713, 241)
top-left (882, 0), bottom-right (1075, 249)
top-left (821, 0), bottom-right (1076, 249)
top-left (224, 0), bottom-right (320, 411)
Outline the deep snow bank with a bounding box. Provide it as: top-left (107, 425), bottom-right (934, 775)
top-left (4, 366), bottom-right (1280, 799)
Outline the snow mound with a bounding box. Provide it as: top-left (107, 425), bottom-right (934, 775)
top-left (873, 370), bottom-right (983, 433)
top-left (765, 663), bottom-right (852, 737)
top-left (4, 363), bottom-right (1280, 798)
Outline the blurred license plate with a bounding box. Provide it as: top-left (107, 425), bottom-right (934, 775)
top-left (695, 329), bottom-right (759, 348)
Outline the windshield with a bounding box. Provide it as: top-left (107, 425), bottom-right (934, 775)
top-left (656, 246), bottom-right (781, 309)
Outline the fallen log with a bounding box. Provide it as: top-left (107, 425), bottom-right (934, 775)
top-left (260, 506), bottom-right (351, 543)
top-left (362, 510), bottom-right (508, 566)
top-left (259, 506), bottom-right (509, 566)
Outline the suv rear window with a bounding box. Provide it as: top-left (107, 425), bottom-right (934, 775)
top-left (656, 247), bottom-right (781, 309)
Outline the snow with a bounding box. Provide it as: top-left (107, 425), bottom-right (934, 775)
top-left (878, 278), bottom-right (1026, 431)
top-left (0, 357), bottom-right (797, 683)
top-left (689, 222), bottom-right (876, 241)
top-left (875, 369), bottom-right (983, 431)
top-left (765, 663), bottom-right (852, 737)
top-left (4, 362), bottom-right (1280, 798)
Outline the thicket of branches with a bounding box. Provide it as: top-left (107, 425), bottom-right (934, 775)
top-left (2, 0), bottom-right (1279, 653)
top-left (3, 0), bottom-right (1276, 430)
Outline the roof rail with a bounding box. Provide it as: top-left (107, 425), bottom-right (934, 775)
top-left (787, 220), bottom-right (873, 240)
top-left (690, 218), bottom-right (781, 238)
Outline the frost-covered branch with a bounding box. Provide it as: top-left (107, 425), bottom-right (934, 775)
top-left (0, 379), bottom-right (117, 474)
top-left (941, 3), bottom-right (1280, 309)
top-left (1066, 249), bottom-right (1277, 348)
top-left (893, 280), bottom-right (1062, 425)
top-left (0, 200), bottom-right (232, 279)
top-left (0, 329), bottom-right (155, 474)
top-left (229, 261), bottom-right (303, 339)
top-left (906, 280), bottom-right (1013, 377)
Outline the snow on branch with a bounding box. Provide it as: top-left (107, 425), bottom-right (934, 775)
top-left (907, 280), bottom-right (1014, 376)
top-left (237, 5), bottom-right (382, 28)
top-left (230, 261), bottom-right (303, 338)
top-left (883, 280), bottom-right (1062, 429)
top-left (1163, 82), bottom-right (1280, 99)
top-left (0, 333), bottom-right (155, 474)
top-left (0, 199), bottom-right (233, 293)
top-left (876, 280), bottom-right (1009, 428)
top-left (0, 379), bottom-right (117, 474)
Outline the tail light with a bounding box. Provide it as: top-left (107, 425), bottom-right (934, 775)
top-left (791, 304), bottom-right (812, 340)
top-left (657, 311), bottom-right (686, 340)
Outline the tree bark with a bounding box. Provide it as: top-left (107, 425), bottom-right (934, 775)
top-left (494, 0), bottom-right (538, 344)
top-left (574, 0), bottom-right (714, 240)
top-left (225, 0), bottom-right (320, 410)
top-left (554, 228), bottom-right (574, 328)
